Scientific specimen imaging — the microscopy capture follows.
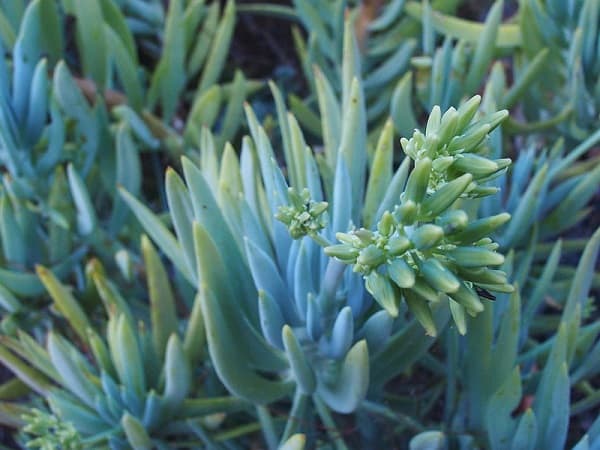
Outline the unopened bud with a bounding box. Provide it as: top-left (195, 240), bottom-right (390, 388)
top-left (410, 224), bottom-right (444, 250)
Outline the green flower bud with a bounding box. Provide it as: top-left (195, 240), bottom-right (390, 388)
top-left (446, 123), bottom-right (490, 154)
top-left (404, 290), bottom-right (437, 337)
top-left (410, 224), bottom-right (444, 250)
top-left (365, 271), bottom-right (399, 317)
top-left (482, 109), bottom-right (509, 131)
top-left (412, 277), bottom-right (441, 303)
top-left (336, 232), bottom-right (361, 246)
top-left (354, 229), bottom-right (376, 245)
top-left (276, 188), bottom-right (328, 239)
top-left (448, 298), bottom-right (467, 335)
top-left (436, 210), bottom-right (469, 234)
top-left (404, 158), bottom-right (432, 204)
top-left (420, 174), bottom-right (473, 217)
top-left (465, 186), bottom-right (500, 198)
top-left (455, 95), bottom-right (481, 133)
top-left (357, 245), bottom-right (386, 268)
top-left (455, 267), bottom-right (509, 285)
top-left (394, 200), bottom-right (418, 225)
top-left (420, 258), bottom-right (460, 293)
top-left (451, 153), bottom-right (501, 177)
top-left (425, 105), bottom-right (442, 136)
top-left (309, 201), bottom-right (329, 216)
top-left (377, 211), bottom-right (396, 237)
top-left (387, 234), bottom-right (412, 256)
top-left (324, 245), bottom-right (359, 262)
top-left (437, 107), bottom-right (459, 145)
top-left (432, 156), bottom-right (455, 172)
top-left (448, 246), bottom-right (505, 268)
top-left (449, 282), bottom-right (484, 314)
top-left (451, 213), bottom-right (510, 244)
top-left (387, 258), bottom-right (415, 288)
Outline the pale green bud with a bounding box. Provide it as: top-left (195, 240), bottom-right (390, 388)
top-left (455, 95), bottom-right (482, 133)
top-left (425, 105), bottom-right (442, 137)
top-left (336, 232), bottom-right (361, 246)
top-left (324, 245), bottom-right (359, 262)
top-left (456, 267), bottom-right (508, 285)
top-left (437, 107), bottom-right (459, 145)
top-left (446, 123), bottom-right (491, 154)
top-left (436, 210), bottom-right (469, 234)
top-left (451, 213), bottom-right (510, 243)
top-left (387, 258), bottom-right (415, 288)
top-left (448, 246), bottom-right (505, 268)
top-left (404, 289), bottom-right (437, 336)
top-left (365, 271), bottom-right (399, 317)
top-left (482, 109), bottom-right (509, 131)
top-left (387, 235), bottom-right (412, 256)
top-left (420, 174), bottom-right (473, 217)
top-left (451, 153), bottom-right (500, 177)
top-left (412, 277), bottom-right (441, 303)
top-left (449, 282), bottom-right (484, 314)
top-left (410, 224), bottom-right (444, 250)
top-left (354, 229), bottom-right (376, 245)
top-left (467, 186), bottom-right (500, 197)
top-left (404, 158), bottom-right (432, 204)
top-left (431, 156), bottom-right (455, 172)
top-left (377, 211), bottom-right (396, 237)
top-left (420, 258), bottom-right (460, 293)
top-left (357, 245), bottom-right (386, 268)
top-left (309, 201), bottom-right (329, 216)
top-left (394, 200), bottom-right (418, 225)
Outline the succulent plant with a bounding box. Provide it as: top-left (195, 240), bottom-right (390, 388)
top-left (0, 239), bottom-right (251, 449)
top-left (0, 1), bottom-right (596, 449)
top-left (121, 19), bottom-right (514, 443)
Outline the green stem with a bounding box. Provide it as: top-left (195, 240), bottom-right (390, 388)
top-left (237, 4), bottom-right (298, 21)
top-left (444, 327), bottom-right (458, 423)
top-left (310, 232), bottom-right (332, 248)
top-left (313, 396), bottom-right (349, 450)
top-left (571, 388), bottom-right (600, 416)
top-left (360, 400), bottom-right (426, 433)
top-left (504, 105), bottom-right (573, 134)
top-left (554, 125), bottom-right (600, 174)
top-left (256, 406), bottom-right (278, 450)
top-left (187, 419), bottom-right (223, 449)
top-left (281, 389), bottom-right (309, 444)
top-left (214, 422), bottom-right (264, 442)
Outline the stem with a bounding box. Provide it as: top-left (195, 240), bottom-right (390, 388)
top-left (256, 406), bottom-right (278, 450)
top-left (187, 419), bottom-right (223, 449)
top-left (237, 4), bottom-right (299, 21)
top-left (360, 400), bottom-right (426, 433)
top-left (281, 389), bottom-right (309, 444)
top-left (505, 105), bottom-right (572, 134)
top-left (309, 232), bottom-right (332, 248)
top-left (554, 125), bottom-right (600, 174)
top-left (214, 422), bottom-right (264, 442)
top-left (571, 388), bottom-right (600, 416)
top-left (313, 396), bottom-right (349, 450)
top-left (444, 328), bottom-right (458, 423)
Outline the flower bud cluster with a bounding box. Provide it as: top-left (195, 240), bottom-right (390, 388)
top-left (324, 98), bottom-right (513, 334)
top-left (400, 96), bottom-right (511, 195)
top-left (276, 187), bottom-right (329, 239)
top-left (326, 207), bottom-right (512, 326)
